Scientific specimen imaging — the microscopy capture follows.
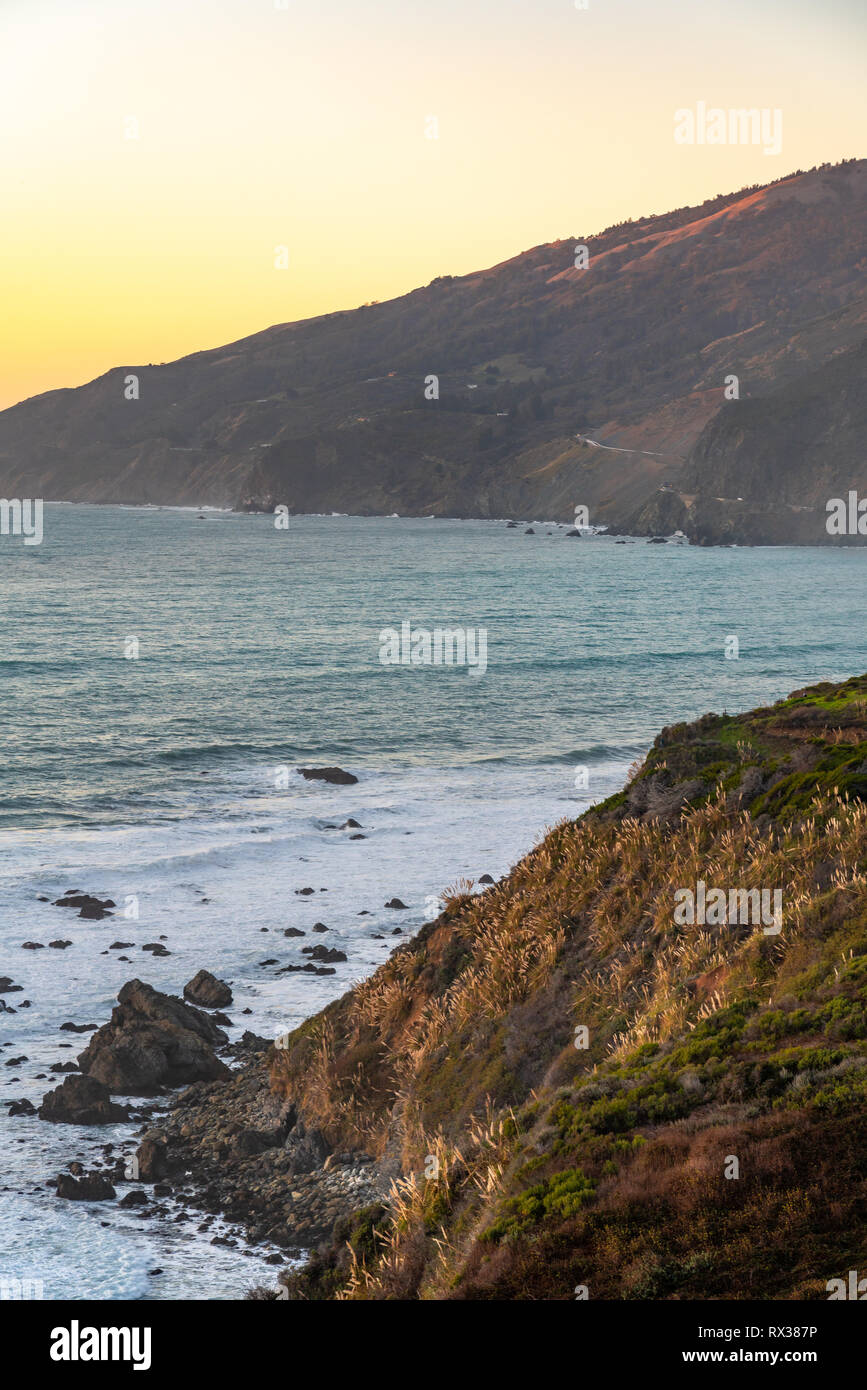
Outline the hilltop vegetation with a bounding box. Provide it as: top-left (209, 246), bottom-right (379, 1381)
top-left (267, 673), bottom-right (867, 1298)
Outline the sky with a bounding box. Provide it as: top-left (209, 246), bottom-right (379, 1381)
top-left (1, 0), bottom-right (865, 410)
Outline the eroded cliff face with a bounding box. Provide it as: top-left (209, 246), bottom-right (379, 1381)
top-left (1, 162), bottom-right (865, 544)
top-left (261, 674), bottom-right (867, 1299)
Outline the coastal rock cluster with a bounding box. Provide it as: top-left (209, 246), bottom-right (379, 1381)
top-left (75, 979), bottom-right (231, 1094)
top-left (29, 973), bottom-right (390, 1252)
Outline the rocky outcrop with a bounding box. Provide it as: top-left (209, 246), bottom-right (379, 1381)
top-left (183, 970), bottom-right (233, 1009)
top-left (134, 1134), bottom-right (169, 1181)
top-left (39, 1074), bottom-right (129, 1125)
top-left (53, 892), bottom-right (115, 919)
top-left (76, 979), bottom-right (230, 1095)
top-left (152, 1040), bottom-right (388, 1250)
top-left (55, 1171), bottom-right (116, 1201)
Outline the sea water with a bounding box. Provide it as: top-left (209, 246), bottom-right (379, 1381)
top-left (1, 506), bottom-right (865, 1298)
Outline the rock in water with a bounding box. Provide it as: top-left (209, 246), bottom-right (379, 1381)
top-left (76, 979), bottom-right (231, 1095)
top-left (8, 1098), bottom-right (37, 1117)
top-left (55, 1172), bottom-right (116, 1201)
top-left (134, 1135), bottom-right (169, 1181)
top-left (183, 969), bottom-right (233, 1009)
top-left (39, 1074), bottom-right (130, 1125)
top-left (298, 766), bottom-right (358, 785)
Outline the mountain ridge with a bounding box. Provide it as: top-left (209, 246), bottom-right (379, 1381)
top-left (2, 159), bottom-right (865, 544)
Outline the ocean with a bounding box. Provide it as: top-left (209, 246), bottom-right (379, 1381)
top-left (1, 504), bottom-right (866, 1298)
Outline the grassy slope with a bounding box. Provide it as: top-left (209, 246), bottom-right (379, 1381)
top-left (270, 674), bottom-right (867, 1299)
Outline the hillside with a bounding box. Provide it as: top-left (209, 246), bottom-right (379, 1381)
top-left (623, 339), bottom-right (867, 545)
top-left (252, 673), bottom-right (867, 1299)
top-left (129, 673), bottom-right (867, 1299)
top-left (2, 160), bottom-right (866, 544)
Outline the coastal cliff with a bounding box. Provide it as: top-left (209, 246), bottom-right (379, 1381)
top-left (151, 673), bottom-right (867, 1298)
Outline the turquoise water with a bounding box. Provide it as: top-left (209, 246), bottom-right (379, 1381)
top-left (1, 505), bottom-right (866, 1298)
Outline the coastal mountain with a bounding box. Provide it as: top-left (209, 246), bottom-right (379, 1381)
top-left (1, 160), bottom-right (865, 544)
top-left (144, 673), bottom-right (867, 1299)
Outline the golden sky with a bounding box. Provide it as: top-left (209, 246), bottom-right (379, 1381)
top-left (1, 0), bottom-right (865, 409)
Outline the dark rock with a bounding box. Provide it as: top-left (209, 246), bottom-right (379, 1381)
top-left (21, 942), bottom-right (45, 950)
top-left (479, 873), bottom-right (495, 884)
top-left (283, 928), bottom-right (305, 937)
top-left (295, 887), bottom-right (314, 896)
top-left (109, 942), bottom-right (135, 950)
top-left (40, 1074), bottom-right (130, 1125)
top-left (76, 979), bottom-right (230, 1095)
top-left (341, 819), bottom-right (362, 829)
top-left (8, 1098), bottom-right (37, 1116)
top-left (135, 1136), bottom-right (168, 1181)
top-left (0, 978), bottom-right (22, 993)
top-left (298, 767), bottom-right (358, 785)
top-left (385, 898), bottom-right (408, 909)
top-left (56, 1171), bottom-right (116, 1201)
top-left (283, 1122), bottom-right (330, 1174)
top-left (303, 945), bottom-right (347, 963)
top-left (78, 904), bottom-right (113, 920)
top-left (49, 940), bottom-right (73, 949)
top-left (119, 1189), bottom-right (149, 1208)
top-left (231, 1128), bottom-right (283, 1158)
top-left (312, 923), bottom-right (328, 933)
top-left (60, 1022), bottom-right (98, 1033)
top-left (183, 970), bottom-right (233, 1009)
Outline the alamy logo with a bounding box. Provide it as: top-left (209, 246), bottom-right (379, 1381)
top-left (379, 621), bottom-right (487, 677)
top-left (674, 880), bottom-right (782, 934)
top-left (0, 498), bottom-right (43, 545)
top-left (50, 1321), bottom-right (152, 1370)
top-left (826, 492), bottom-right (867, 536)
top-left (674, 103), bottom-right (782, 156)
top-left (0, 1275), bottom-right (43, 1299)
top-left (826, 1270), bottom-right (867, 1299)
